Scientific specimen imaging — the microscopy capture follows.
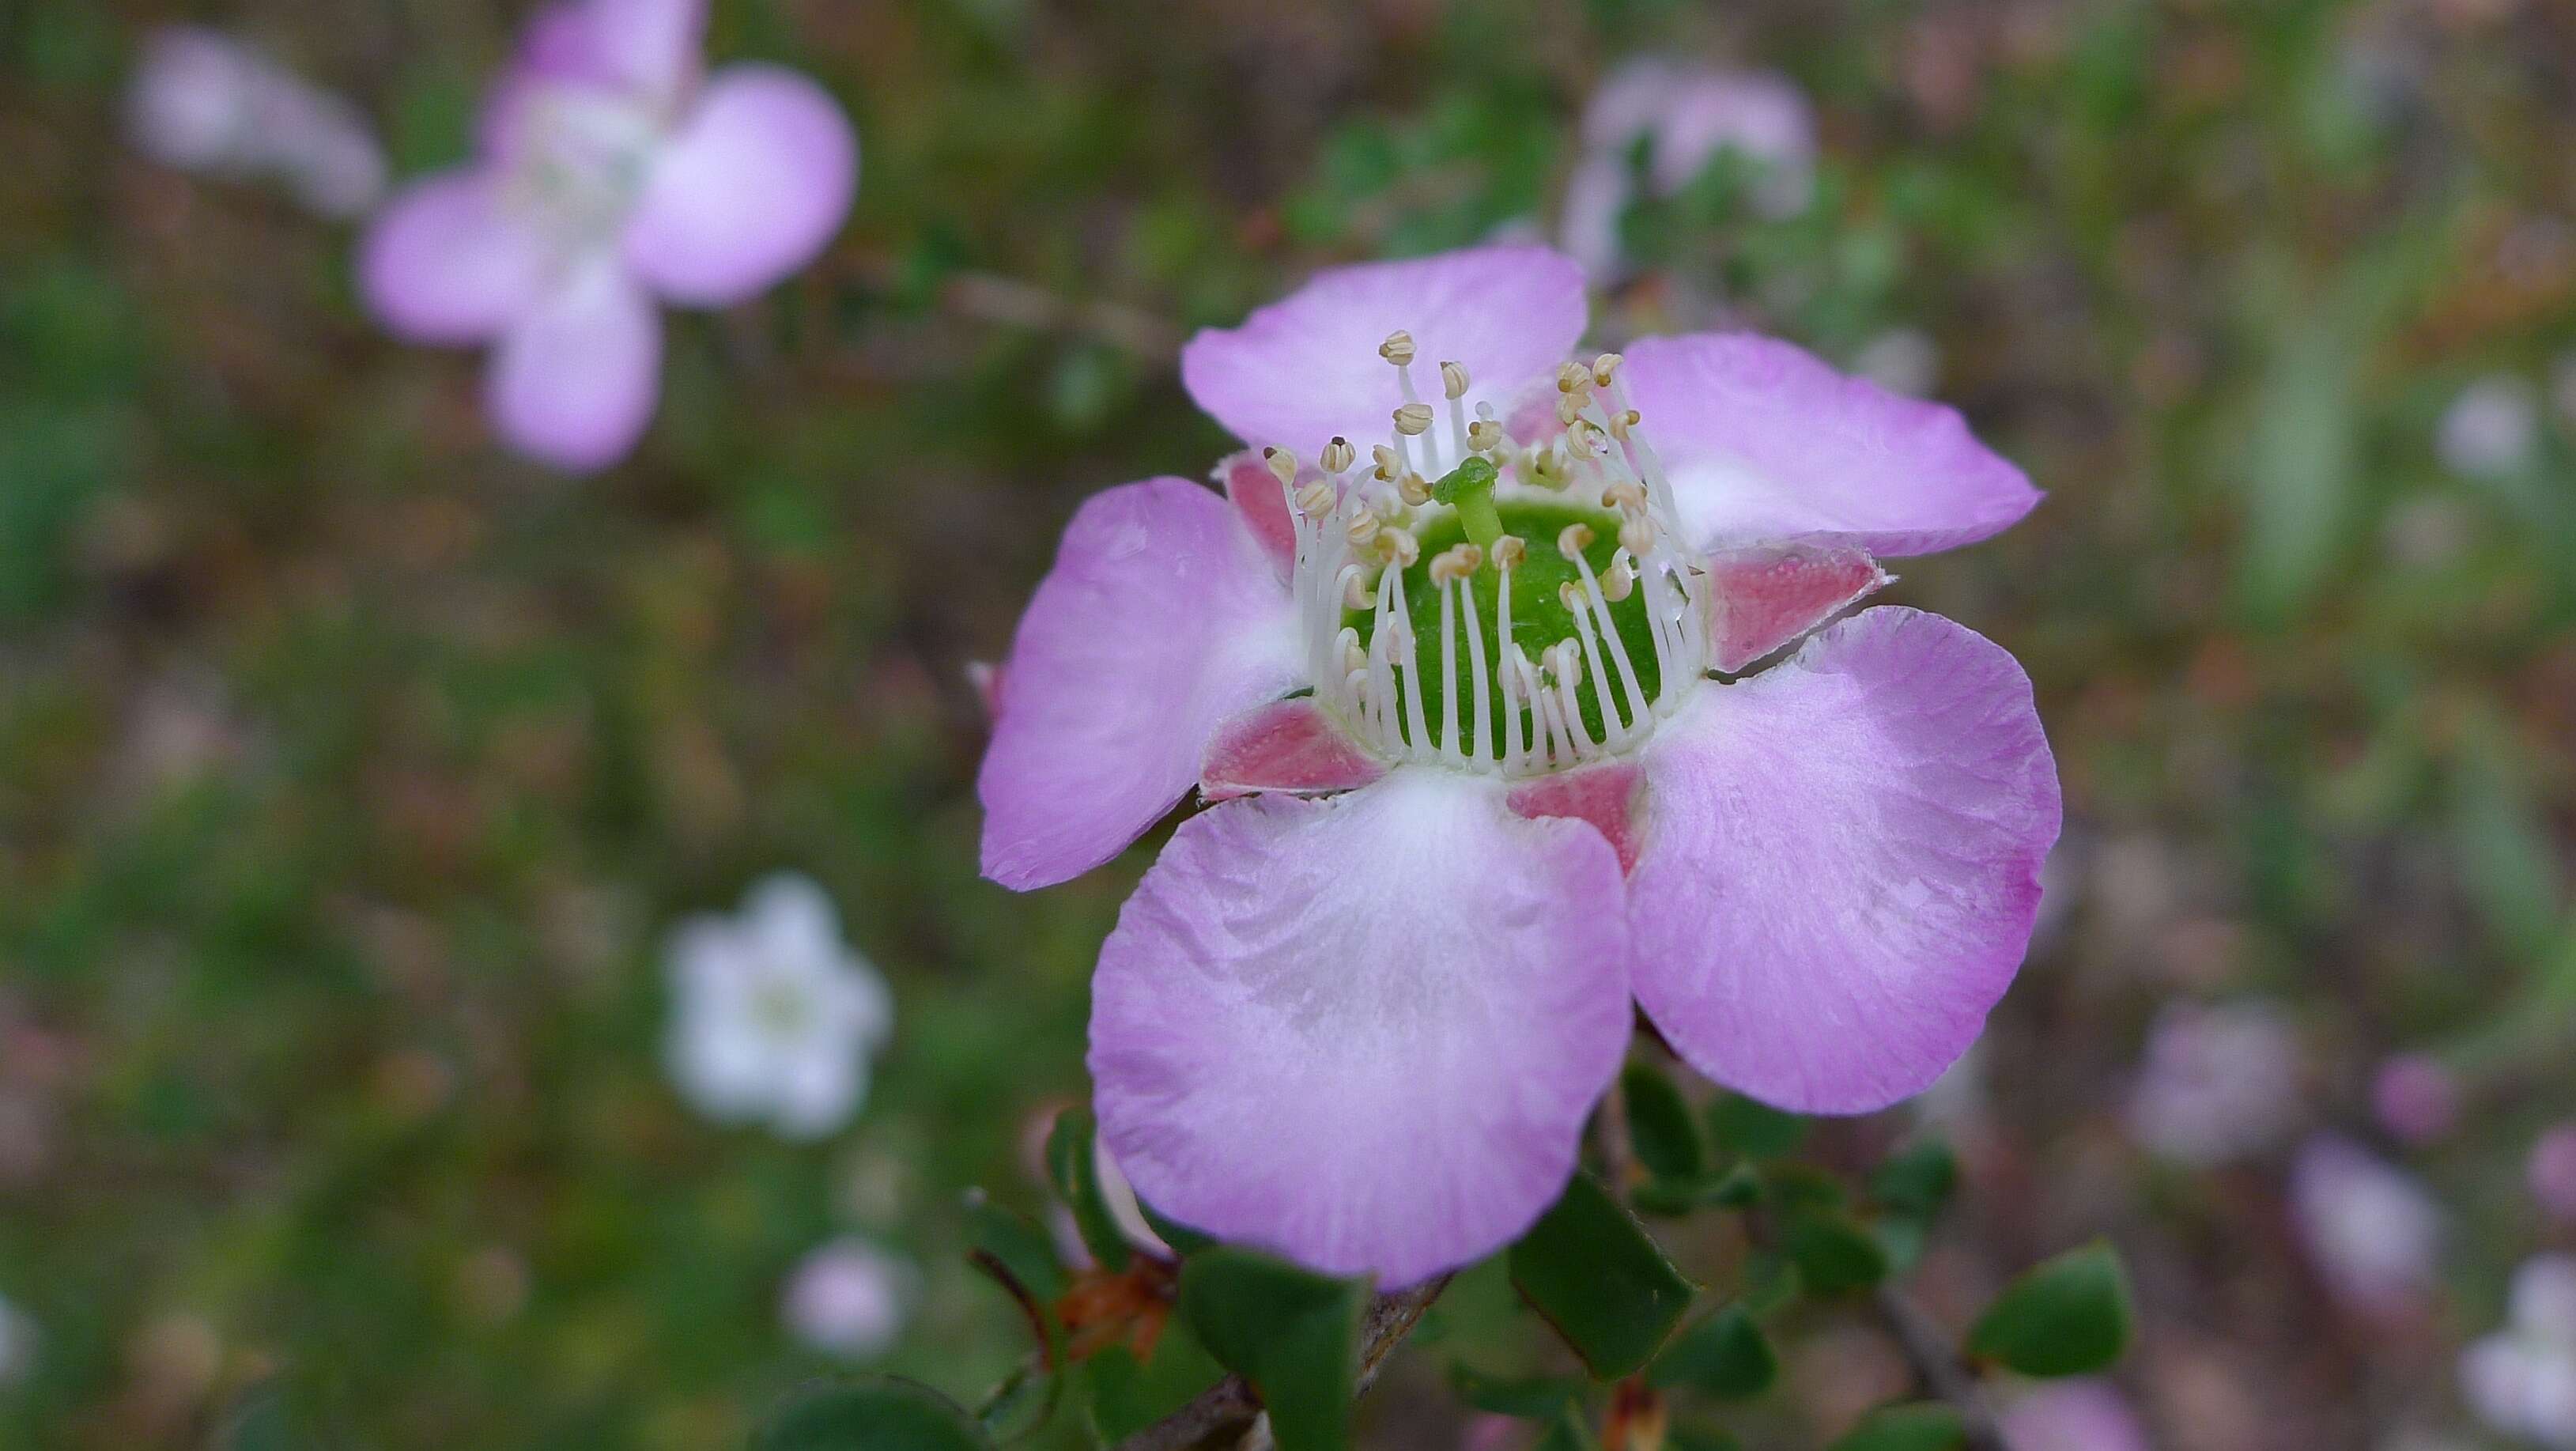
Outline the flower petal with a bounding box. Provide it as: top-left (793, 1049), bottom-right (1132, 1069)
top-left (1199, 697), bottom-right (1388, 802)
top-left (513, 0), bottom-right (704, 108)
top-left (623, 65), bottom-right (857, 308)
top-left (1180, 245), bottom-right (1588, 456)
top-left (358, 171), bottom-right (553, 343)
top-left (483, 261), bottom-right (663, 472)
top-left (1702, 542), bottom-right (1890, 673)
top-left (1630, 607), bottom-right (2059, 1113)
top-left (977, 479), bottom-right (1301, 890)
top-left (1090, 769), bottom-right (1633, 1285)
top-left (1624, 332), bottom-right (2040, 556)
top-left (1216, 449), bottom-right (1299, 580)
top-left (1507, 761), bottom-right (1645, 874)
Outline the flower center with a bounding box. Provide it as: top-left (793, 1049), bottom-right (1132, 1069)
top-left (502, 85), bottom-right (663, 255)
top-left (1275, 339), bottom-right (1709, 776)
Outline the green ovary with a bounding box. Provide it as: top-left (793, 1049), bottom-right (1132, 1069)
top-left (1347, 501), bottom-right (1666, 754)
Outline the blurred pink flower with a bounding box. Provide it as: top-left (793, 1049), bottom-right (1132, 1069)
top-left (663, 874), bottom-right (892, 1141)
top-left (2436, 375), bottom-right (2540, 479)
top-left (782, 1238), bottom-right (915, 1360)
top-left (2291, 1135), bottom-right (2442, 1316)
top-left (2529, 1125), bottom-right (2576, 1224)
top-left (2125, 1000), bottom-right (2301, 1166)
top-left (2000, 1379), bottom-right (2150, 1451)
top-left (359, 0), bottom-right (856, 470)
top-left (979, 244), bottom-right (2054, 1283)
top-left (127, 27), bottom-right (387, 219)
top-left (1562, 59), bottom-right (1816, 278)
top-left (2461, 1255), bottom-right (2576, 1449)
top-left (2370, 1054), bottom-right (2461, 1147)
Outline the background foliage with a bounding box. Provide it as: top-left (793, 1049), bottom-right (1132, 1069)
top-left (5, 0), bottom-right (2575, 1445)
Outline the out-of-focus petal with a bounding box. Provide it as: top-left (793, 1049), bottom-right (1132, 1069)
top-left (1628, 607), bottom-right (2060, 1113)
top-left (483, 260), bottom-right (664, 471)
top-left (1624, 332), bottom-right (2041, 556)
top-left (1090, 769), bottom-right (1632, 1284)
top-left (359, 172), bottom-right (554, 343)
top-left (977, 479), bottom-right (1301, 890)
top-left (624, 66), bottom-right (857, 307)
top-left (1180, 245), bottom-right (1588, 457)
top-left (514, 0), bottom-right (705, 108)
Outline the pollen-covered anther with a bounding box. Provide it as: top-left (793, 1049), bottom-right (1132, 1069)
top-left (1590, 352), bottom-right (1623, 387)
top-left (1320, 436), bottom-right (1355, 474)
top-left (1371, 444), bottom-right (1399, 481)
top-left (1560, 412), bottom-right (1596, 452)
top-left (1439, 361), bottom-right (1470, 401)
top-left (1392, 402), bottom-right (1435, 436)
top-left (1601, 481), bottom-right (1646, 514)
top-left (1347, 512), bottom-right (1382, 546)
top-left (1467, 418), bottom-right (1502, 453)
top-left (1558, 522), bottom-right (1595, 559)
top-left (1429, 542), bottom-right (1483, 586)
top-left (1381, 527), bottom-right (1421, 569)
top-left (1555, 361), bottom-right (1595, 395)
top-left (1556, 392), bottom-right (1586, 429)
top-left (1600, 557), bottom-right (1636, 602)
top-left (1339, 629), bottom-right (1367, 675)
top-left (1396, 471), bottom-right (1433, 507)
top-left (1263, 446), bottom-right (1299, 487)
top-left (1378, 331), bottom-right (1416, 366)
top-left (1618, 516), bottom-right (1656, 557)
top-left (1294, 480), bottom-right (1335, 516)
top-left (1557, 580), bottom-right (1588, 612)
top-left (1341, 571), bottom-right (1372, 610)
top-left (1490, 535), bottom-right (1527, 570)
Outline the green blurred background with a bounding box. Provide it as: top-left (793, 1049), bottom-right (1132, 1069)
top-left (6, 0), bottom-right (2576, 1445)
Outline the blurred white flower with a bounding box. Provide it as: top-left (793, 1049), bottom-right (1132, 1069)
top-left (782, 1238), bottom-right (916, 1360)
top-left (1562, 59), bottom-right (1817, 278)
top-left (2125, 999), bottom-right (2302, 1166)
top-left (2291, 1135), bottom-right (2442, 1315)
top-left (127, 27), bottom-right (387, 220)
top-left (2462, 1256), bottom-right (2576, 1449)
top-left (2001, 1378), bottom-right (2151, 1451)
top-left (2530, 1125), bottom-right (2576, 1225)
top-left (2436, 375), bottom-right (2541, 479)
top-left (664, 874), bottom-right (893, 1141)
top-left (0, 1290), bottom-right (30, 1385)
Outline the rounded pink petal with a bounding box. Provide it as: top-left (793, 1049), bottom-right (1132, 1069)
top-left (977, 479), bottom-right (1301, 890)
top-left (483, 262), bottom-right (663, 472)
top-left (1180, 245), bottom-right (1588, 456)
top-left (1622, 332), bottom-right (2041, 557)
top-left (513, 0), bottom-right (704, 107)
top-left (1629, 607), bottom-right (2060, 1113)
top-left (359, 171), bottom-right (553, 343)
top-left (1090, 769), bottom-right (1633, 1285)
top-left (624, 66), bottom-right (856, 308)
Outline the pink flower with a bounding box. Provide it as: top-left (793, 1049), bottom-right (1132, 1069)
top-left (2291, 1134), bottom-right (2442, 1317)
top-left (2371, 1053), bottom-right (2461, 1147)
top-left (127, 27), bottom-right (387, 219)
top-left (2531, 1125), bottom-right (2576, 1224)
top-left (2124, 999), bottom-right (2301, 1167)
top-left (782, 1238), bottom-right (915, 1360)
top-left (1562, 60), bottom-right (1817, 278)
top-left (2461, 1256), bottom-right (2576, 1449)
top-left (2000, 1379), bottom-right (2151, 1451)
top-left (974, 245), bottom-right (2055, 1284)
top-left (358, 0), bottom-right (855, 471)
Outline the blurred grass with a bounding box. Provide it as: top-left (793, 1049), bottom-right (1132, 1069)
top-left (2, 0), bottom-right (2574, 1445)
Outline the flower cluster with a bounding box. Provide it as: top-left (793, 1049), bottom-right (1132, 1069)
top-left (978, 243), bottom-right (2057, 1283)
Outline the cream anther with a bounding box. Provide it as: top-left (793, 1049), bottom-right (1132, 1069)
top-left (1381, 527), bottom-right (1421, 569)
top-left (1295, 481), bottom-right (1335, 516)
top-left (1602, 481), bottom-right (1647, 514)
top-left (1440, 361), bottom-right (1470, 401)
top-left (1263, 447), bottom-right (1299, 487)
top-left (1490, 535), bottom-right (1527, 570)
top-left (1429, 543), bottom-right (1483, 586)
top-left (1590, 353), bottom-right (1623, 387)
top-left (1392, 402), bottom-right (1435, 436)
top-left (1378, 331), bottom-right (1417, 366)
top-left (1618, 516), bottom-right (1656, 556)
top-left (1557, 523), bottom-right (1595, 558)
top-left (1467, 418), bottom-right (1502, 453)
top-left (1320, 436), bottom-right (1355, 474)
top-left (1347, 512), bottom-right (1381, 546)
top-left (1396, 472), bottom-right (1433, 507)
top-left (1601, 557), bottom-right (1636, 602)
top-left (1371, 444), bottom-right (1399, 480)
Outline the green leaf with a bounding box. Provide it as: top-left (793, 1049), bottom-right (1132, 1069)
top-left (961, 1190), bottom-right (1068, 1307)
top-left (1532, 1401), bottom-right (1604, 1451)
top-left (1509, 1171), bottom-right (1697, 1377)
top-left (755, 1377), bottom-right (996, 1451)
top-left (1666, 1423), bottom-right (1743, 1451)
top-left (1785, 1212), bottom-right (1890, 1296)
top-left (1077, 1315), bottom-right (1227, 1442)
top-left (214, 1379), bottom-right (301, 1451)
top-left (1826, 1402), bottom-right (1966, 1451)
top-left (1178, 1248), bottom-right (1370, 1451)
top-left (1044, 1107), bottom-right (1132, 1273)
top-left (1707, 1094), bottom-right (1806, 1158)
top-left (1622, 1061), bottom-right (1709, 1181)
top-left (1966, 1240), bottom-right (2133, 1377)
top-left (1868, 1139), bottom-right (1958, 1223)
top-left (1647, 1306), bottom-right (1777, 1399)
top-left (1448, 1362), bottom-right (1588, 1419)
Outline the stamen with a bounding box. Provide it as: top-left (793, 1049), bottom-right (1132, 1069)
top-left (1320, 436), bottom-right (1355, 474)
top-left (1392, 402), bottom-right (1435, 436)
top-left (1557, 522), bottom-right (1595, 559)
top-left (1263, 446), bottom-right (1298, 487)
top-left (1396, 471), bottom-right (1433, 508)
top-left (1378, 331), bottom-right (1417, 366)
top-left (1437, 577), bottom-right (1462, 764)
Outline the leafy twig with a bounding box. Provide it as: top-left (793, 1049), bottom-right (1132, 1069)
top-left (1110, 1278), bottom-right (1449, 1451)
top-left (1874, 1285), bottom-right (2008, 1451)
